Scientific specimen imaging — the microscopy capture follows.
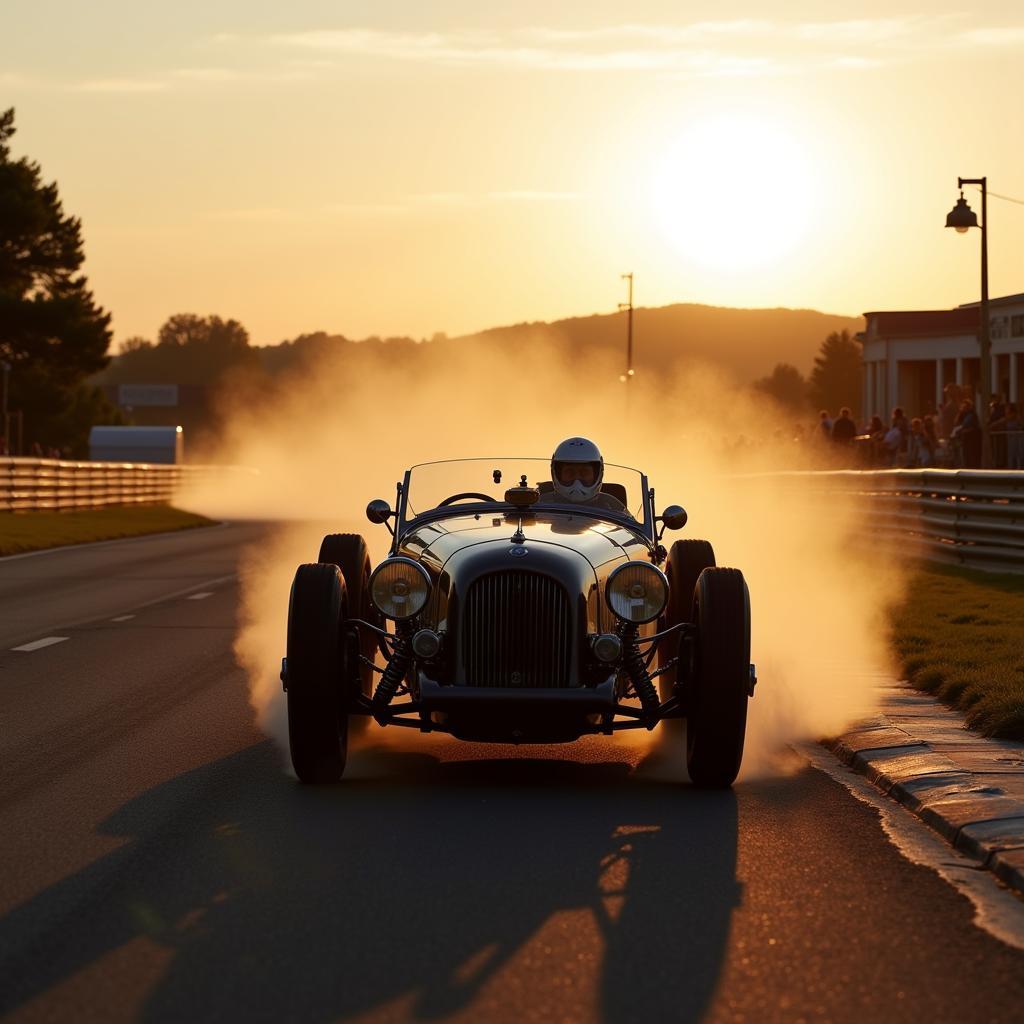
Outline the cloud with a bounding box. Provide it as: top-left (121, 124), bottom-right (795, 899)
top-left (793, 17), bottom-right (928, 43)
top-left (260, 17), bottom-right (1024, 77)
top-left (171, 67), bottom-right (244, 83)
top-left (73, 77), bottom-right (168, 93)
top-left (488, 190), bottom-right (579, 201)
top-left (963, 26), bottom-right (1024, 46)
top-left (50, 16), bottom-right (1024, 100)
top-left (408, 190), bottom-right (578, 206)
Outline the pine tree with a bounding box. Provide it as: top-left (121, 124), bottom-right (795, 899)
top-left (0, 107), bottom-right (114, 453)
top-left (753, 363), bottom-right (809, 411)
top-left (808, 331), bottom-right (863, 418)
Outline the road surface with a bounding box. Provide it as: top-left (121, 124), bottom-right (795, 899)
top-left (1, 523), bottom-right (1023, 1023)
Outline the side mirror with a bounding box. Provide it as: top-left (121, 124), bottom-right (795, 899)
top-left (660, 505), bottom-right (687, 531)
top-left (366, 498), bottom-right (393, 524)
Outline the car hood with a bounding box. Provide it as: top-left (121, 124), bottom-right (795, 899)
top-left (401, 512), bottom-right (647, 573)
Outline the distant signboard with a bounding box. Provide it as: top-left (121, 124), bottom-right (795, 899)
top-left (118, 384), bottom-right (179, 407)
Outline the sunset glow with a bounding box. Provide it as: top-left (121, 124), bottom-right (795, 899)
top-left (1, 3), bottom-right (1022, 343)
top-left (649, 114), bottom-right (820, 271)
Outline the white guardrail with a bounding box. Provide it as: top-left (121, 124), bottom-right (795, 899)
top-left (0, 457), bottom-right (224, 512)
top-left (4, 459), bottom-right (1023, 573)
top-left (781, 469), bottom-right (1024, 573)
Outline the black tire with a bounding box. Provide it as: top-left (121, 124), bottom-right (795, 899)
top-left (287, 563), bottom-right (349, 783)
top-left (685, 567), bottom-right (750, 788)
top-left (319, 536), bottom-right (376, 729)
top-left (658, 539), bottom-right (716, 700)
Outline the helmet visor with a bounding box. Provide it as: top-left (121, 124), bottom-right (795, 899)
top-left (554, 461), bottom-right (600, 487)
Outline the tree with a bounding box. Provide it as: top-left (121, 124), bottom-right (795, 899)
top-left (105, 314), bottom-right (257, 386)
top-left (0, 108), bottom-right (115, 452)
top-left (753, 363), bottom-right (809, 411)
top-left (809, 330), bottom-right (863, 417)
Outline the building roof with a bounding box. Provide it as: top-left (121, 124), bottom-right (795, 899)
top-left (862, 308), bottom-right (979, 338)
top-left (958, 292), bottom-right (1024, 309)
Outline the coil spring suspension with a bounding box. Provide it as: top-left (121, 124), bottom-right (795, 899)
top-left (619, 622), bottom-right (660, 720)
top-left (372, 632), bottom-right (412, 723)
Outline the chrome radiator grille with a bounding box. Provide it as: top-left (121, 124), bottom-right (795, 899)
top-left (462, 570), bottom-right (572, 687)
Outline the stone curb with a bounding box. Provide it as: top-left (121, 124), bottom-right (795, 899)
top-left (824, 717), bottom-right (1024, 898)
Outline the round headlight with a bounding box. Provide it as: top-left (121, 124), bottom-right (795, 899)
top-left (369, 557), bottom-right (431, 620)
top-left (605, 561), bottom-right (669, 624)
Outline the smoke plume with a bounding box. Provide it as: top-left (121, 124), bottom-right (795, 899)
top-left (178, 336), bottom-right (903, 779)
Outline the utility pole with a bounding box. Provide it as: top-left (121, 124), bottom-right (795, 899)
top-left (1, 362), bottom-right (9, 456)
top-left (618, 273), bottom-right (634, 413)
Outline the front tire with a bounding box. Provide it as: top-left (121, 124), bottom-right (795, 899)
top-left (287, 562), bottom-right (349, 783)
top-left (685, 567), bottom-right (750, 788)
top-left (318, 533), bottom-right (376, 687)
top-left (659, 539), bottom-right (716, 700)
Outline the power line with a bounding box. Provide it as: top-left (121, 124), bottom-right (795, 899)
top-left (970, 184), bottom-right (1024, 207)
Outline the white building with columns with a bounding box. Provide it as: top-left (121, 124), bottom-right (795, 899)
top-left (860, 293), bottom-right (1024, 422)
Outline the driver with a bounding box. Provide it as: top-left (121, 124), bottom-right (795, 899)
top-left (543, 436), bottom-right (627, 513)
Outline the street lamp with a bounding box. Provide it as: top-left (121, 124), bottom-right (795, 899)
top-left (945, 177), bottom-right (991, 466)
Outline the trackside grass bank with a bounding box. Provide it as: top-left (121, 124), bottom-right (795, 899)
top-left (891, 563), bottom-right (1024, 739)
top-left (0, 506), bottom-right (216, 556)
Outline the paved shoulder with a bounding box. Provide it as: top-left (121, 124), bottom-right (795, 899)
top-left (0, 521), bottom-right (268, 649)
top-left (828, 683), bottom-right (1024, 895)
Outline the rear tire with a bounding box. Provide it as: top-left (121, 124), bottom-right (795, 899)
top-left (287, 563), bottom-right (349, 783)
top-left (658, 539), bottom-right (716, 700)
top-left (685, 567), bottom-right (750, 788)
top-left (318, 533), bottom-right (376, 732)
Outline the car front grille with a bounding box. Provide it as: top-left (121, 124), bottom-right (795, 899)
top-left (462, 570), bottom-right (572, 687)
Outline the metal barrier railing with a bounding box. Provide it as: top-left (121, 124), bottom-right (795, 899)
top-left (773, 468), bottom-right (1024, 572)
top-left (0, 457), bottom-right (230, 512)
top-left (7, 458), bottom-right (1022, 573)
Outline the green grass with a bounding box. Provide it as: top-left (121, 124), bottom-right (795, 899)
top-left (0, 505), bottom-right (217, 556)
top-left (890, 563), bottom-right (1024, 739)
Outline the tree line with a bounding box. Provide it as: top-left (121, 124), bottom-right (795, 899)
top-left (753, 331), bottom-right (863, 420)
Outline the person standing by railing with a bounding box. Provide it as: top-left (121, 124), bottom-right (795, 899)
top-left (1002, 402), bottom-right (1024, 470)
top-left (952, 399), bottom-right (982, 468)
top-left (990, 393), bottom-right (1008, 467)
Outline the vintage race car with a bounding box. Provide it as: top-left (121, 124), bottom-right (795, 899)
top-left (281, 457), bottom-right (755, 787)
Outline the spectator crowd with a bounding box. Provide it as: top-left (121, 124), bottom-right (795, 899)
top-left (816, 384), bottom-right (1024, 469)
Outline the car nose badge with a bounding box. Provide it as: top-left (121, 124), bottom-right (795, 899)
top-left (509, 545), bottom-right (528, 557)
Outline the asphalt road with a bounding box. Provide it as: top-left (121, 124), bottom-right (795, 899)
top-left (2, 523), bottom-right (1024, 1024)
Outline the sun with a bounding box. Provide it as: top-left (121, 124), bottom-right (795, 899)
top-left (649, 113), bottom-right (820, 272)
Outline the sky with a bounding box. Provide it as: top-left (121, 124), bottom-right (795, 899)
top-left (2, 1), bottom-right (1023, 347)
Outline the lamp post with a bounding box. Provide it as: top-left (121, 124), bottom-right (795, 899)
top-left (1, 362), bottom-right (9, 456)
top-left (618, 273), bottom-right (634, 412)
top-left (945, 177), bottom-right (991, 466)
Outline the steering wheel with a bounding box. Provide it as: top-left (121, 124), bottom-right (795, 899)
top-left (437, 492), bottom-right (495, 506)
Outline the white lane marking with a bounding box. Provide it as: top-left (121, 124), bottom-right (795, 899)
top-left (800, 741), bottom-right (1024, 952)
top-left (16, 573), bottom-right (238, 641)
top-left (11, 636), bottom-right (70, 652)
top-left (111, 614), bottom-right (135, 622)
top-left (187, 592), bottom-right (214, 601)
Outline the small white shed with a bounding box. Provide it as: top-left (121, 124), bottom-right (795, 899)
top-left (88, 426), bottom-right (184, 464)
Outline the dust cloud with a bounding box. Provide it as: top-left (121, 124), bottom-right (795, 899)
top-left (177, 336), bottom-right (904, 780)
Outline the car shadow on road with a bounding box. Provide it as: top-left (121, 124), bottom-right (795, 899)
top-left (0, 734), bottom-right (739, 1023)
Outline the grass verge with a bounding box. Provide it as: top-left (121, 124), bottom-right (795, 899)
top-left (0, 505), bottom-right (217, 557)
top-left (890, 562), bottom-right (1024, 739)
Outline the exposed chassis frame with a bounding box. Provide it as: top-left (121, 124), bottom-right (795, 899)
top-left (338, 617), bottom-right (695, 736)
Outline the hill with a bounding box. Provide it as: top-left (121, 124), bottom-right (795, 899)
top-left (452, 303), bottom-right (862, 383)
top-left (94, 302), bottom-right (862, 443)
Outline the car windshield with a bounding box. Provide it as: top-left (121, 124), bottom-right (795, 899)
top-left (405, 458), bottom-right (647, 525)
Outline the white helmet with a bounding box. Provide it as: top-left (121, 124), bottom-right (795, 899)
top-left (551, 437), bottom-right (604, 503)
